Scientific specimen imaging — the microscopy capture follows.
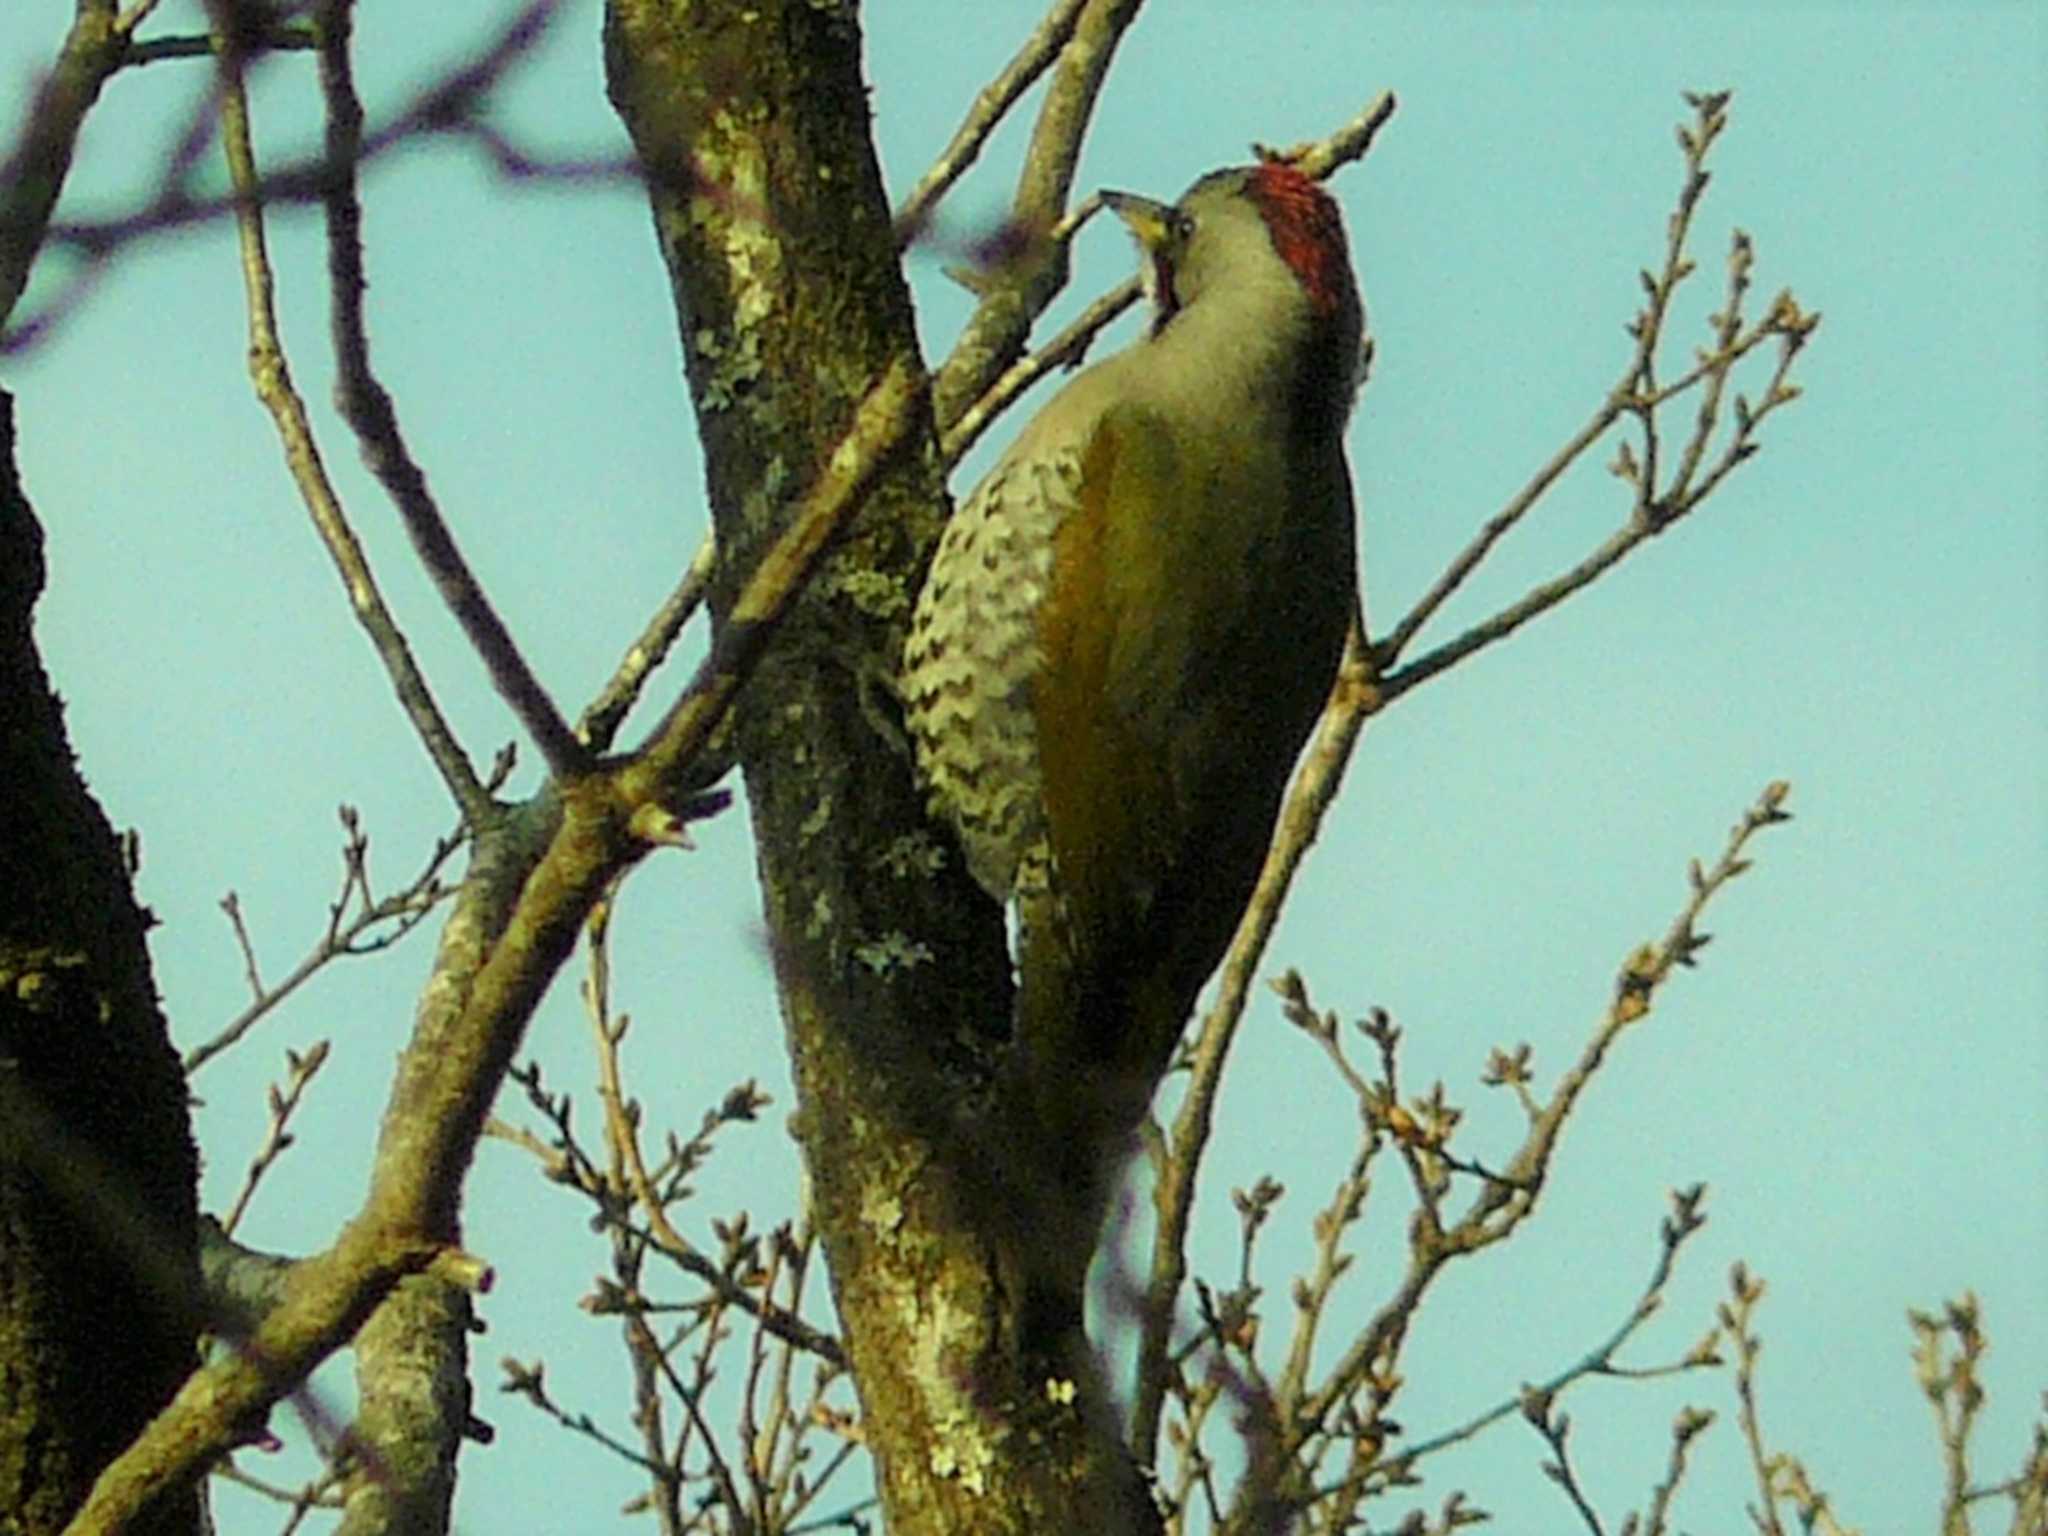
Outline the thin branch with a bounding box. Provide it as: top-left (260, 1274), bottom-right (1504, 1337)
top-left (1912, 1294), bottom-right (1991, 1536)
top-left (1132, 620), bottom-right (1376, 1461)
top-left (1375, 273), bottom-right (1812, 706)
top-left (1526, 1393), bottom-right (1607, 1536)
top-left (1724, 1263), bottom-right (1789, 1536)
top-left (1640, 1407), bottom-right (1716, 1536)
top-left (219, 890), bottom-right (265, 1000)
top-left (317, 1), bottom-right (587, 777)
top-left (928, 0), bottom-right (1147, 432)
top-left (578, 530), bottom-right (718, 752)
top-left (210, 1461), bottom-right (346, 1521)
top-left (1367, 92), bottom-right (1732, 672)
top-left (213, 35), bottom-right (492, 820)
top-left (498, 1357), bottom-right (678, 1483)
top-left (892, 0), bottom-right (1094, 242)
top-left (1280, 91), bottom-right (1401, 181)
top-left (120, 22), bottom-right (318, 65)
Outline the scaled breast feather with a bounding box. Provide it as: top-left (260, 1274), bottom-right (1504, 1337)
top-left (903, 450), bottom-right (1086, 905)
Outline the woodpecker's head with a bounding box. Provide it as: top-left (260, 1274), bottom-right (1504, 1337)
top-left (1103, 160), bottom-right (1365, 418)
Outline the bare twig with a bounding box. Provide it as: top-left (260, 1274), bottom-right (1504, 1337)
top-left (1523, 1388), bottom-right (1607, 1536)
top-left (218, 1041), bottom-right (333, 1235)
top-left (184, 805), bottom-right (462, 1074)
top-left (498, 1356), bottom-right (677, 1482)
top-left (211, 1460), bottom-right (346, 1525)
top-left (1373, 91), bottom-right (1819, 695)
top-left (1279, 91), bottom-right (1401, 182)
top-left (1381, 1187), bottom-right (1717, 1478)
top-left (1724, 1262), bottom-right (1792, 1536)
top-left (1640, 1407), bottom-right (1716, 1536)
top-left (1202, 782), bottom-right (1793, 1529)
top-left (578, 905), bottom-right (846, 1368)
top-left (1912, 1294), bottom-right (1997, 1536)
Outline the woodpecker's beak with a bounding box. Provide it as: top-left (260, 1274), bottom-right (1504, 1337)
top-left (1101, 190), bottom-right (1176, 253)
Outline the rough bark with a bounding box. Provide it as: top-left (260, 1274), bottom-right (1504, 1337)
top-left (0, 389), bottom-right (202, 1535)
top-left (603, 4), bottom-right (1157, 1529)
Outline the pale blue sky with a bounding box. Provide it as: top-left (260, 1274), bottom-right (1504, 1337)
top-left (5, 2), bottom-right (2043, 1531)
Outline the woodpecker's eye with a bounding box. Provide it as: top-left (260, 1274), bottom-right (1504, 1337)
top-left (1172, 211), bottom-right (1197, 241)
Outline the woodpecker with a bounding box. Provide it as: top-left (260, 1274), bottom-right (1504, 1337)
top-left (903, 160), bottom-right (1364, 1152)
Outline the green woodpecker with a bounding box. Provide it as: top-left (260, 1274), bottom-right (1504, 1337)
top-left (903, 160), bottom-right (1363, 1160)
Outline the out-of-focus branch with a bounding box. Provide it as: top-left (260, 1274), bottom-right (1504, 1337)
top-left (119, 22), bottom-right (317, 66)
top-left (4, 0), bottom-right (611, 353)
top-left (213, 29), bottom-right (493, 824)
top-left (0, 5), bottom-right (130, 330)
top-left (316, 0), bottom-right (588, 778)
top-left (892, 0), bottom-right (1094, 243)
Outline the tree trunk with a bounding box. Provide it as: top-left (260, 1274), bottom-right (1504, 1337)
top-left (0, 389), bottom-right (202, 1535)
top-left (603, 5), bottom-right (1158, 1529)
